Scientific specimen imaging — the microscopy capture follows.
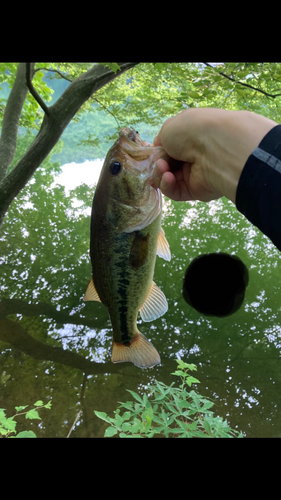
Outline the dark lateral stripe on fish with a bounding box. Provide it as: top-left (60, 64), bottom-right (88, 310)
top-left (112, 233), bottom-right (133, 344)
top-left (117, 281), bottom-right (130, 344)
top-left (115, 268), bottom-right (131, 344)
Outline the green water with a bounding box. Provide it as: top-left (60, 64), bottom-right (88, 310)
top-left (1, 183), bottom-right (281, 437)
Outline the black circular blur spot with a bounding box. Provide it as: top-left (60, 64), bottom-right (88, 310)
top-left (110, 161), bottom-right (122, 175)
top-left (182, 253), bottom-right (249, 317)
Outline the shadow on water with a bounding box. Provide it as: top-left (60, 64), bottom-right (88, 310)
top-left (1, 161), bottom-right (281, 437)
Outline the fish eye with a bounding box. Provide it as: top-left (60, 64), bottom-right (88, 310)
top-left (110, 161), bottom-right (122, 175)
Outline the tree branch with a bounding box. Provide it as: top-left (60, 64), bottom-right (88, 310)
top-left (203, 62), bottom-right (281, 99)
top-left (0, 62), bottom-right (138, 228)
top-left (92, 96), bottom-right (121, 128)
top-left (0, 317), bottom-right (125, 375)
top-left (34, 67), bottom-right (73, 82)
top-left (0, 297), bottom-right (101, 328)
top-left (26, 62), bottom-right (50, 115)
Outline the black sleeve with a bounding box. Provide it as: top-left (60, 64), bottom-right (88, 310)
top-left (236, 124), bottom-right (281, 251)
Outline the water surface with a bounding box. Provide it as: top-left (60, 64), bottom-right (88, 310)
top-left (1, 161), bottom-right (281, 437)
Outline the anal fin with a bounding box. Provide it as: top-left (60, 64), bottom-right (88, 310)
top-left (139, 281), bottom-right (168, 322)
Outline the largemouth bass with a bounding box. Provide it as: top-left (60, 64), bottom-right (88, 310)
top-left (84, 127), bottom-right (171, 368)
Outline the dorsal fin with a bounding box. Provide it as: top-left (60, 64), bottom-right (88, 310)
top-left (139, 281), bottom-right (168, 322)
top-left (157, 227), bottom-right (171, 261)
top-left (83, 278), bottom-right (101, 302)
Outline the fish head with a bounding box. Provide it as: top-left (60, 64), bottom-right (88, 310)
top-left (96, 127), bottom-right (168, 233)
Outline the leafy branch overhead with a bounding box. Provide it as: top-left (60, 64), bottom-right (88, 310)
top-left (1, 62), bottom-right (281, 233)
top-left (203, 62), bottom-right (281, 99)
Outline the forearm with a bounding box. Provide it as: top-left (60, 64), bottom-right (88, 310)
top-left (236, 124), bottom-right (281, 250)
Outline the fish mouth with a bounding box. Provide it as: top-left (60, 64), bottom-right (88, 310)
top-left (120, 127), bottom-right (151, 147)
top-left (119, 127), bottom-right (168, 164)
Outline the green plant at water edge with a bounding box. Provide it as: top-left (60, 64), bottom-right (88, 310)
top-left (0, 400), bottom-right (52, 438)
top-left (94, 360), bottom-right (243, 438)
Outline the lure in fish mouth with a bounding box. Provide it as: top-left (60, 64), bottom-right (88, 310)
top-left (84, 127), bottom-right (171, 368)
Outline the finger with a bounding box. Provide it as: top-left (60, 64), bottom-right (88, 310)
top-left (153, 158), bottom-right (171, 188)
top-left (161, 171), bottom-right (196, 202)
top-left (159, 171), bottom-right (181, 201)
top-left (153, 133), bottom-right (162, 146)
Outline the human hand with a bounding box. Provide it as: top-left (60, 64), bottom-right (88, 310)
top-left (153, 108), bottom-right (277, 203)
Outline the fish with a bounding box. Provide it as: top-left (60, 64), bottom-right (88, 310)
top-left (84, 127), bottom-right (171, 368)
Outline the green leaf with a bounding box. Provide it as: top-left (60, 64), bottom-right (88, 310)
top-left (100, 63), bottom-right (120, 73)
top-left (185, 376), bottom-right (200, 387)
top-left (203, 417), bottom-right (212, 435)
top-left (15, 431), bottom-right (37, 438)
top-left (119, 432), bottom-right (143, 438)
top-left (34, 400), bottom-right (44, 407)
top-left (114, 413), bottom-right (124, 429)
top-left (15, 405), bottom-right (29, 412)
top-left (126, 390), bottom-right (143, 404)
top-left (188, 91), bottom-right (201, 99)
top-left (0, 409), bottom-right (6, 421)
top-left (121, 422), bottom-right (132, 432)
top-left (25, 409), bottom-right (41, 420)
top-left (121, 411), bottom-right (132, 422)
top-left (172, 369), bottom-right (188, 378)
top-left (104, 426), bottom-right (118, 437)
top-left (2, 417), bottom-right (17, 431)
top-left (144, 414), bottom-right (152, 432)
top-left (175, 360), bottom-right (197, 371)
top-left (201, 401), bottom-right (214, 412)
top-left (118, 401), bottom-right (134, 411)
top-left (44, 401), bottom-right (52, 409)
top-left (94, 411), bottom-right (112, 424)
top-left (130, 418), bottom-right (142, 434)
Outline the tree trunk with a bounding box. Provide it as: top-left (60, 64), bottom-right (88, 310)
top-left (0, 62), bottom-right (34, 183)
top-left (0, 62), bottom-right (138, 229)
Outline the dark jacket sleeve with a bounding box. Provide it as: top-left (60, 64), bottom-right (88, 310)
top-left (236, 124), bottom-right (281, 251)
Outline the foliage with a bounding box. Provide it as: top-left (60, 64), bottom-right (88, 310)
top-left (94, 360), bottom-right (243, 437)
top-left (44, 62), bottom-right (281, 164)
top-left (2, 62), bottom-right (281, 166)
top-left (0, 400), bottom-right (52, 437)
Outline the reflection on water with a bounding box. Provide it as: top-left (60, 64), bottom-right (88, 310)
top-left (1, 160), bottom-right (281, 437)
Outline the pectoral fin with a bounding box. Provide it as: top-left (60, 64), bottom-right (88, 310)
top-left (83, 277), bottom-right (101, 302)
top-left (139, 281), bottom-right (168, 322)
top-left (157, 227), bottom-right (171, 261)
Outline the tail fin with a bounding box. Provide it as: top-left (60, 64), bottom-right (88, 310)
top-left (111, 331), bottom-right (161, 368)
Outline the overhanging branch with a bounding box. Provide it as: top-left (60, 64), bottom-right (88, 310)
top-left (26, 63), bottom-right (50, 115)
top-left (203, 62), bottom-right (281, 99)
top-left (0, 62), bottom-right (138, 228)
